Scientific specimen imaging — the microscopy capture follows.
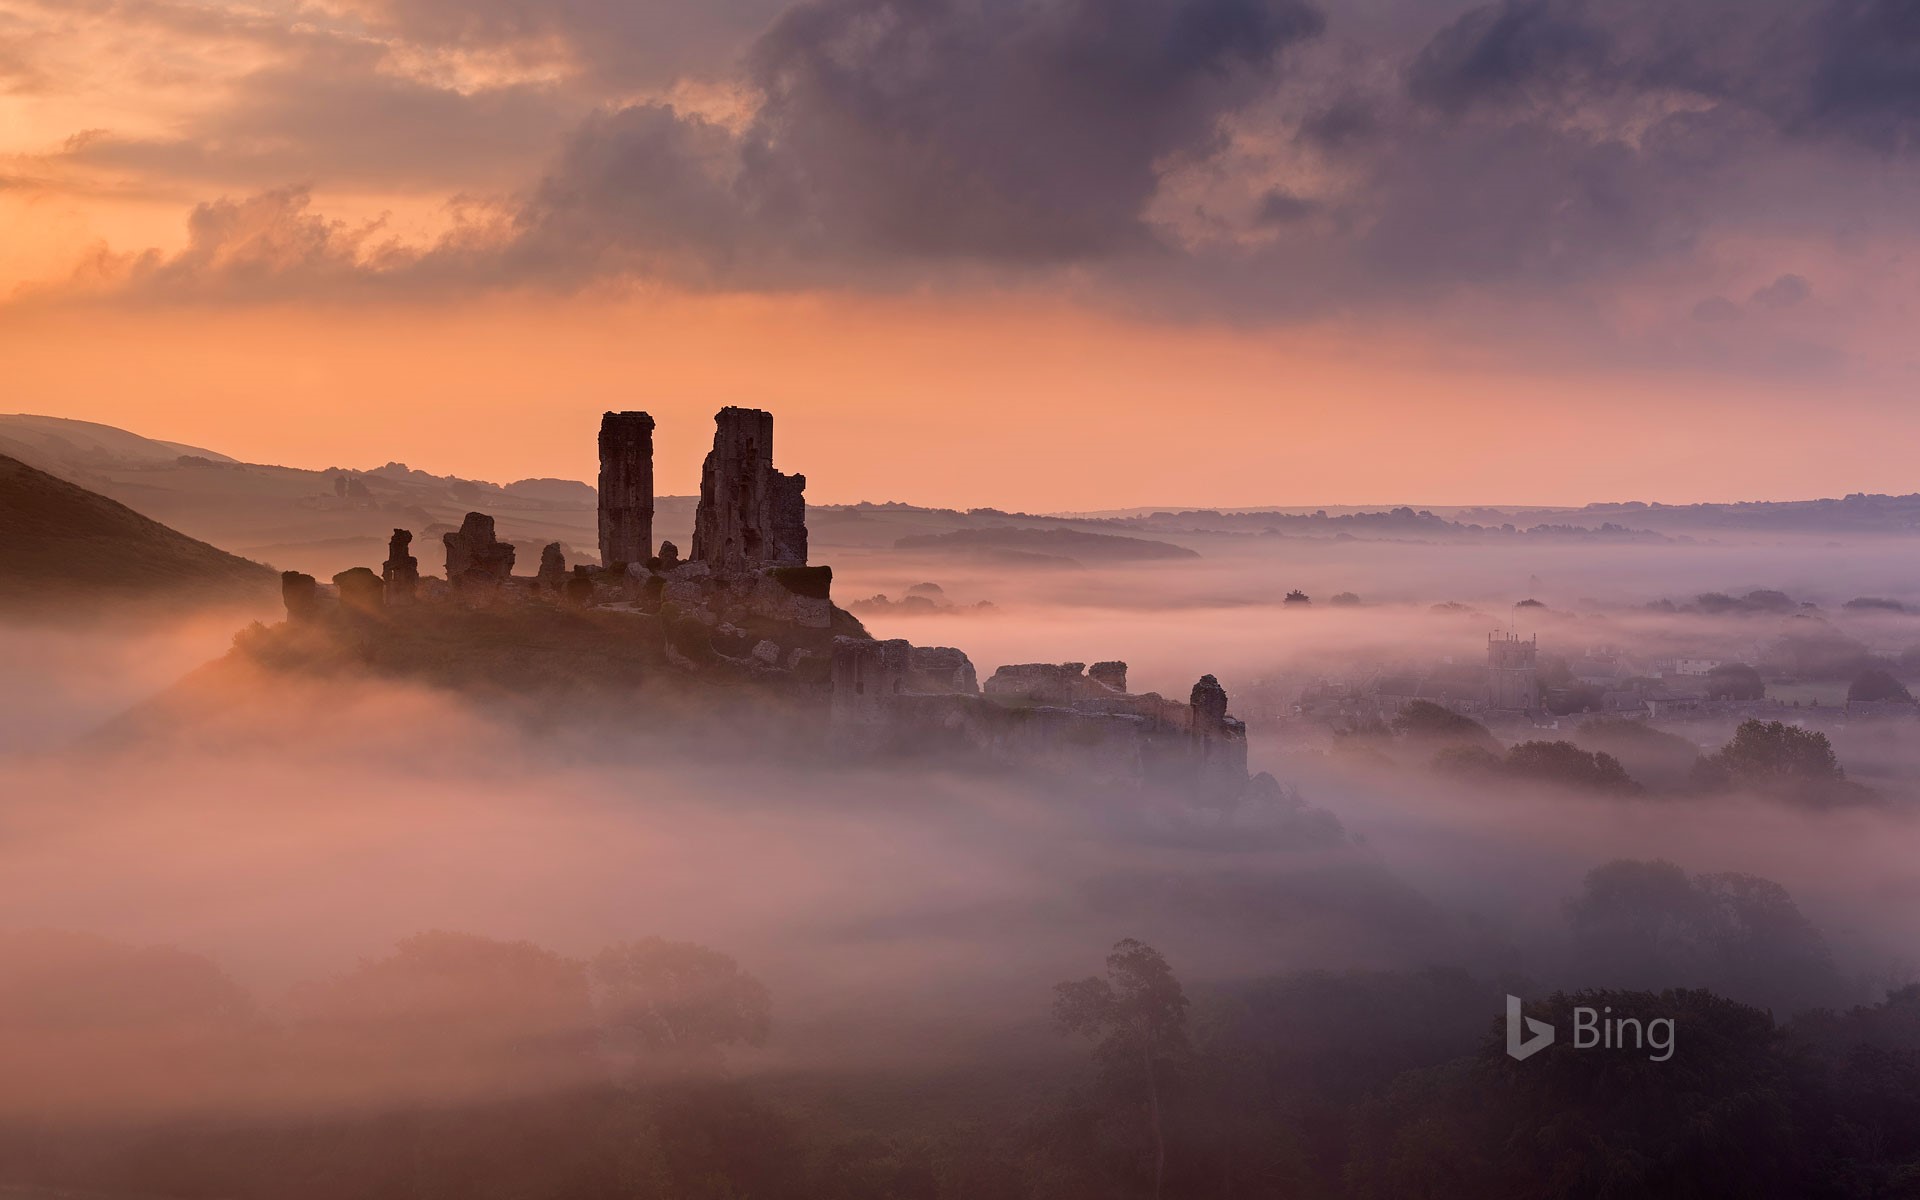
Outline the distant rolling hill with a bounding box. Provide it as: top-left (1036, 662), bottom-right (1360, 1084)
top-left (893, 525), bottom-right (1202, 565)
top-left (0, 414), bottom-right (609, 580)
top-left (0, 413), bottom-right (234, 469)
top-left (0, 453), bottom-right (276, 614)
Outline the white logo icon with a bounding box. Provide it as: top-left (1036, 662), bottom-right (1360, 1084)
top-left (1506, 994), bottom-right (1555, 1061)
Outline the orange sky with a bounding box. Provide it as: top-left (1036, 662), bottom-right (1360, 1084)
top-left (0, 291), bottom-right (1893, 510)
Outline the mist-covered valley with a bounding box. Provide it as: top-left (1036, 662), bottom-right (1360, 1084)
top-left (7, 414), bottom-right (1920, 1197)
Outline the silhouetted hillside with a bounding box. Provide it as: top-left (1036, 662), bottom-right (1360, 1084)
top-left (0, 453), bottom-right (275, 612)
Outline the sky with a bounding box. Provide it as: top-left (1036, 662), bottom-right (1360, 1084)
top-left (4, 0), bottom-right (1920, 508)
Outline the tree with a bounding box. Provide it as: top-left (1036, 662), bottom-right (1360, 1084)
top-left (1055, 939), bottom-right (1190, 1200)
top-left (1848, 667), bottom-right (1913, 703)
top-left (1329, 592), bottom-right (1362, 606)
top-left (1705, 662), bottom-right (1766, 700)
top-left (1844, 596), bottom-right (1906, 613)
top-left (591, 938), bottom-right (771, 1075)
top-left (1504, 740), bottom-right (1639, 792)
top-left (1565, 859), bottom-right (1842, 1015)
top-left (1283, 590), bottom-right (1311, 605)
top-left (1708, 719), bottom-right (1840, 784)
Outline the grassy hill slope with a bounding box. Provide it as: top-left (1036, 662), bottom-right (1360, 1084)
top-left (0, 453), bottom-right (276, 612)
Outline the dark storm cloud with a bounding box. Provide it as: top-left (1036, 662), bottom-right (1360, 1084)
top-left (503, 0), bottom-right (1919, 303)
top-left (517, 0), bottom-right (1327, 271)
top-left (1405, 0), bottom-right (1920, 150)
top-left (42, 0), bottom-right (1920, 371)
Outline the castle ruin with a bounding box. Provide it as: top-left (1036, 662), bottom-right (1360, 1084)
top-left (597, 411), bottom-right (654, 569)
top-left (279, 407), bottom-right (1253, 798)
top-left (691, 407), bottom-right (807, 571)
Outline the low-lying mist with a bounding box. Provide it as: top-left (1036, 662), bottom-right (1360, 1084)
top-left (6, 523), bottom-right (1920, 1196)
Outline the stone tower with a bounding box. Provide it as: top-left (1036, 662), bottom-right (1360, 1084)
top-left (1487, 632), bottom-right (1540, 710)
top-left (382, 528), bottom-right (418, 603)
top-left (691, 407), bottom-right (807, 571)
top-left (598, 411), bottom-right (655, 568)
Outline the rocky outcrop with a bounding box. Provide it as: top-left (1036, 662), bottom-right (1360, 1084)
top-left (382, 529), bottom-right (418, 603)
top-left (1089, 661), bottom-right (1128, 693)
top-left (537, 543), bottom-right (566, 590)
top-left (691, 408), bottom-right (807, 571)
top-left (443, 512), bottom-right (515, 588)
top-left (656, 541), bottom-right (680, 571)
top-left (597, 411), bottom-right (655, 569)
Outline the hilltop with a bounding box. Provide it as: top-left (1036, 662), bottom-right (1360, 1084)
top-left (0, 453), bottom-right (276, 614)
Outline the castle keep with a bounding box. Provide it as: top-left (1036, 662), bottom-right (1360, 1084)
top-left (276, 408), bottom-right (1252, 798)
top-left (597, 411), bottom-right (655, 569)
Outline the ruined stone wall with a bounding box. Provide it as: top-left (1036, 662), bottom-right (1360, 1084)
top-left (598, 411), bottom-right (655, 568)
top-left (984, 662), bottom-right (1142, 708)
top-left (843, 647), bottom-right (1253, 797)
top-left (444, 512), bottom-right (515, 587)
top-left (830, 638), bottom-right (914, 727)
top-left (691, 407), bottom-right (808, 571)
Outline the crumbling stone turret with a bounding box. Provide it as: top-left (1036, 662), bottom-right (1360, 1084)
top-left (1089, 661), bottom-right (1128, 693)
top-left (691, 407), bottom-right (807, 571)
top-left (1188, 674), bottom-right (1248, 798)
top-left (1190, 674), bottom-right (1229, 730)
top-left (443, 512), bottom-right (515, 588)
top-left (598, 411), bottom-right (654, 569)
top-left (383, 529), bottom-right (418, 603)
